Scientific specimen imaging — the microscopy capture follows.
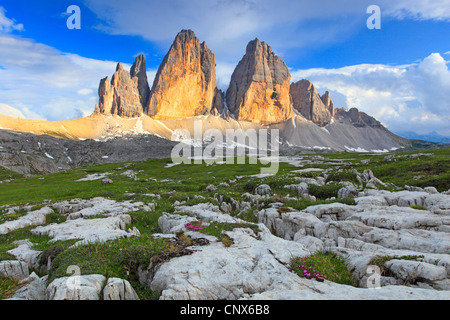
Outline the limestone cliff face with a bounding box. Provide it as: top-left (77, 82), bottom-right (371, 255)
top-left (147, 30), bottom-right (218, 119)
top-left (96, 56), bottom-right (149, 118)
top-left (335, 107), bottom-right (383, 128)
top-left (290, 79), bottom-right (333, 127)
top-left (320, 91), bottom-right (335, 117)
top-left (226, 39), bottom-right (293, 124)
top-left (130, 54), bottom-right (150, 110)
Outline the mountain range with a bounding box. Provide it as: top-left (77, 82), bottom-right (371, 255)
top-left (0, 29), bottom-right (411, 174)
top-left (397, 131), bottom-right (450, 144)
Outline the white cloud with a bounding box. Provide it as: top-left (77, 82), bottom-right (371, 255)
top-left (381, 0), bottom-right (450, 21)
top-left (0, 103), bottom-right (25, 118)
top-left (0, 34), bottom-right (126, 121)
top-left (1, 1), bottom-right (449, 139)
top-left (216, 62), bottom-right (236, 91)
top-left (0, 6), bottom-right (24, 33)
top-left (77, 88), bottom-right (94, 95)
top-left (291, 53), bottom-right (450, 136)
top-left (84, 0), bottom-right (450, 62)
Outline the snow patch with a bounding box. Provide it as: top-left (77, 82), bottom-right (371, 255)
top-left (344, 146), bottom-right (369, 153)
top-left (76, 172), bottom-right (111, 182)
top-left (45, 152), bottom-right (54, 159)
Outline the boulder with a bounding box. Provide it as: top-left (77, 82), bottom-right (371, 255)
top-left (46, 274), bottom-right (106, 300)
top-left (8, 272), bottom-right (47, 300)
top-left (338, 186), bottom-right (359, 199)
top-left (385, 259), bottom-right (448, 283)
top-left (255, 184), bottom-right (271, 196)
top-left (103, 278), bottom-right (140, 300)
top-left (0, 207), bottom-right (54, 235)
top-left (101, 178), bottom-right (113, 185)
top-left (0, 260), bottom-right (29, 280)
top-left (31, 214), bottom-right (139, 246)
top-left (7, 240), bottom-right (42, 271)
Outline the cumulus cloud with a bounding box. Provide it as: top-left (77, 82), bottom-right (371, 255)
top-left (0, 33), bottom-right (134, 121)
top-left (291, 53), bottom-right (450, 136)
top-left (84, 0), bottom-right (363, 57)
top-left (381, 0), bottom-right (450, 21)
top-left (0, 103), bottom-right (25, 118)
top-left (84, 0), bottom-right (450, 61)
top-left (0, 6), bottom-right (24, 33)
top-left (0, 1), bottom-right (448, 138)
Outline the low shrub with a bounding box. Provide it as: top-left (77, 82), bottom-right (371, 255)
top-left (308, 183), bottom-right (343, 200)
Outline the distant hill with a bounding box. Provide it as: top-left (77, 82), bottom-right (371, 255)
top-left (397, 131), bottom-right (450, 144)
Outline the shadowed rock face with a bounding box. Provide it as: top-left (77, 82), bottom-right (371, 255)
top-left (321, 91), bottom-right (335, 117)
top-left (130, 54), bottom-right (150, 111)
top-left (335, 107), bottom-right (383, 128)
top-left (226, 38), bottom-right (294, 124)
top-left (96, 60), bottom-right (147, 118)
top-left (290, 79), bottom-right (333, 127)
top-left (147, 29), bottom-right (219, 119)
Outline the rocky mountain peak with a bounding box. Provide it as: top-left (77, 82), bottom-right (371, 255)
top-left (320, 91), bottom-right (335, 116)
top-left (130, 54), bottom-right (150, 110)
top-left (335, 107), bottom-right (383, 128)
top-left (290, 79), bottom-right (333, 127)
top-left (116, 62), bottom-right (124, 71)
top-left (146, 29), bottom-right (219, 119)
top-left (95, 57), bottom-right (149, 118)
top-left (226, 38), bottom-right (293, 124)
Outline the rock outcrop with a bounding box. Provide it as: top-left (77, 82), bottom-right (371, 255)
top-left (320, 91), bottom-right (335, 116)
top-left (335, 107), bottom-right (383, 128)
top-left (130, 54), bottom-right (151, 110)
top-left (226, 38), bottom-right (294, 124)
top-left (147, 29), bottom-right (219, 119)
top-left (96, 59), bottom-right (147, 118)
top-left (290, 79), bottom-right (334, 127)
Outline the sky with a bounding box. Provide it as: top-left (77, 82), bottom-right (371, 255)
top-left (0, 0), bottom-right (449, 138)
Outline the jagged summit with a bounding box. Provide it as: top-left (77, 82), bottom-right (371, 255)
top-left (226, 38), bottom-right (293, 124)
top-left (92, 30), bottom-right (387, 131)
top-left (130, 54), bottom-right (150, 110)
top-left (146, 29), bottom-right (219, 119)
top-left (94, 55), bottom-right (149, 118)
top-left (49, 29), bottom-right (407, 152)
top-left (290, 79), bottom-right (334, 127)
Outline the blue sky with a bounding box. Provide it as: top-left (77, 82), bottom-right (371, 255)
top-left (0, 0), bottom-right (449, 137)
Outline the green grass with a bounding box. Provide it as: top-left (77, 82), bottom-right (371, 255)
top-left (325, 170), bottom-right (358, 184)
top-left (0, 148), bottom-right (448, 299)
top-left (290, 251), bottom-right (355, 286)
top-left (410, 205), bottom-right (427, 210)
top-left (308, 183), bottom-right (343, 200)
top-left (0, 278), bottom-right (23, 299)
top-left (0, 166), bottom-right (22, 182)
top-left (356, 148), bottom-right (449, 192)
top-left (200, 221), bottom-right (261, 239)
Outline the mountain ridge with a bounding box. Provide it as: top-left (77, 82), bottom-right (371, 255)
top-left (0, 29), bottom-right (413, 175)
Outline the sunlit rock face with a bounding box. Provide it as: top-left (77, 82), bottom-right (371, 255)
top-left (226, 38), bottom-right (294, 124)
top-left (147, 29), bottom-right (219, 119)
